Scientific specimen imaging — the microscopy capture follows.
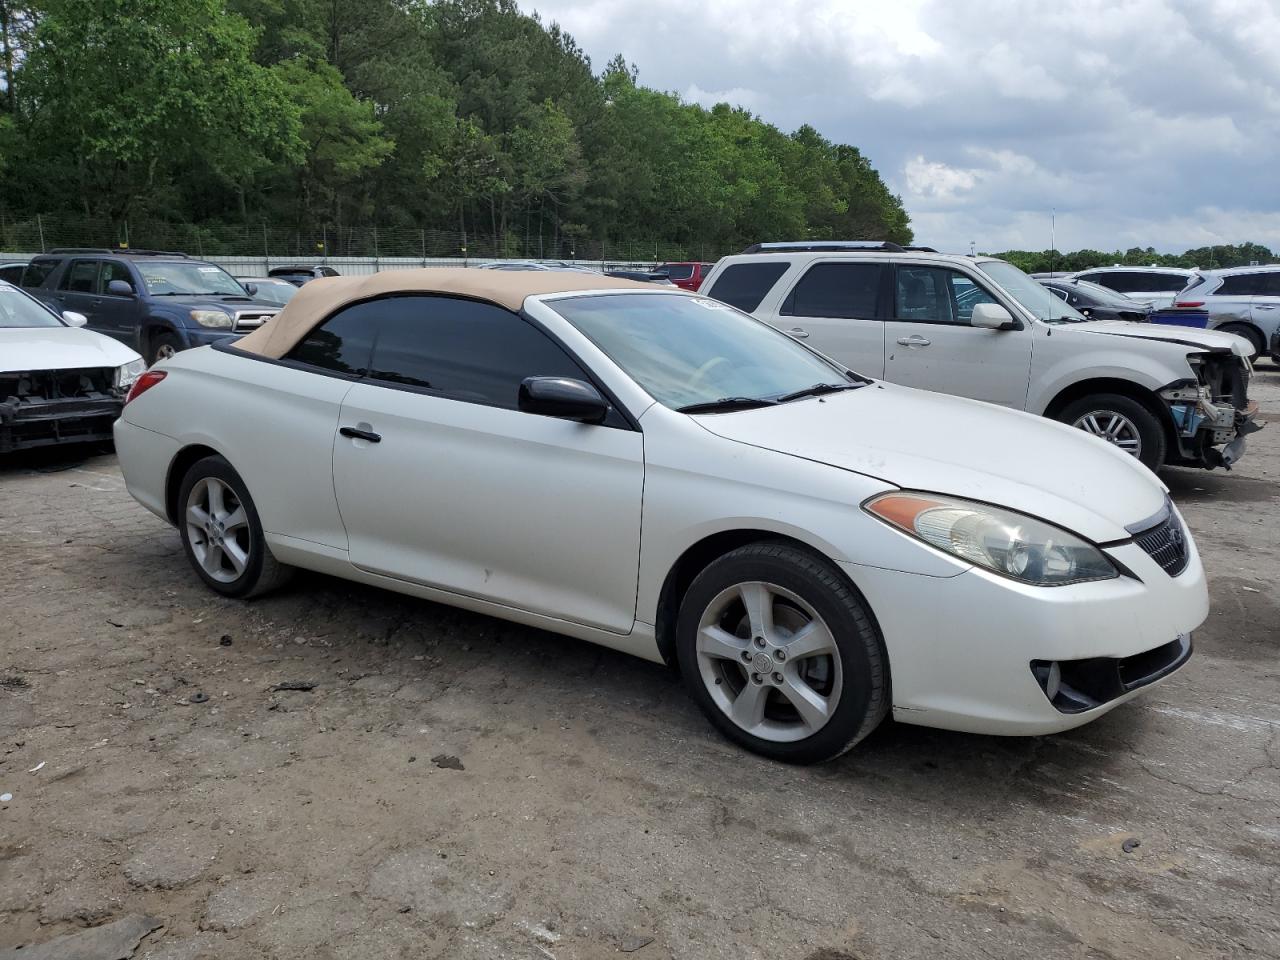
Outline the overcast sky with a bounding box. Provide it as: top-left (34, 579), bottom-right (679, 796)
top-left (527, 0), bottom-right (1280, 254)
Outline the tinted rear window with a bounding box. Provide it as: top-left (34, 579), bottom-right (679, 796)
top-left (782, 262), bottom-right (883, 318)
top-left (706, 262), bottom-right (789, 312)
top-left (22, 258), bottom-right (60, 288)
top-left (1145, 273), bottom-right (1189, 292)
top-left (1219, 273), bottom-right (1269, 297)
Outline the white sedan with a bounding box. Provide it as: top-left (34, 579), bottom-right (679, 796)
top-left (1, 281), bottom-right (144, 453)
top-left (115, 270), bottom-right (1208, 763)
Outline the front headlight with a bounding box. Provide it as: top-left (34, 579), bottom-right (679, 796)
top-left (114, 358), bottom-right (146, 388)
top-left (864, 492), bottom-right (1118, 586)
top-left (190, 309), bottom-right (233, 329)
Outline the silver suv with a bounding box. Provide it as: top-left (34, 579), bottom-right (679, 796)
top-left (1174, 267), bottom-right (1280, 364)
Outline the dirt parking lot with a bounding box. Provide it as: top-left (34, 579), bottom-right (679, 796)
top-left (1, 371), bottom-right (1278, 960)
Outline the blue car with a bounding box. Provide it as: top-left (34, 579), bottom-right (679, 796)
top-left (21, 249), bottom-right (281, 364)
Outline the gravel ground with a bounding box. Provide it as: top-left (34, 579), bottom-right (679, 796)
top-left (1, 370), bottom-right (1278, 960)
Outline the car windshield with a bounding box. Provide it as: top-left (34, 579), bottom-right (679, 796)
top-left (247, 280), bottom-right (296, 306)
top-left (138, 262), bottom-right (246, 296)
top-left (549, 292), bottom-right (860, 411)
top-left (979, 260), bottom-right (1089, 324)
top-left (0, 283), bottom-right (64, 328)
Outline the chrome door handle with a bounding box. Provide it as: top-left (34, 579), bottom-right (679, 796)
top-left (786, 327), bottom-right (809, 339)
top-left (1257, 304), bottom-right (1276, 310)
top-left (896, 335), bottom-right (931, 347)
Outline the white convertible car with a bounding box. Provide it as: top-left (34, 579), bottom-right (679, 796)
top-left (115, 270), bottom-right (1208, 762)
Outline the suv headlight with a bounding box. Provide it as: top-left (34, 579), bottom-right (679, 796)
top-left (190, 309), bottom-right (233, 329)
top-left (864, 492), bottom-right (1118, 586)
top-left (114, 358), bottom-right (146, 388)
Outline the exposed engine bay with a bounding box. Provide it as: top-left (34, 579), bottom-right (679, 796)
top-left (0, 366), bottom-right (124, 453)
top-left (1159, 350), bottom-right (1261, 469)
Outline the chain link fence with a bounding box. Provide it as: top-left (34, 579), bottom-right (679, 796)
top-left (0, 211), bottom-right (733, 265)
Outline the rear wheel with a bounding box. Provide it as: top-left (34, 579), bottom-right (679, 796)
top-left (676, 542), bottom-right (888, 764)
top-left (1218, 323), bottom-right (1263, 360)
top-left (1059, 393), bottom-right (1166, 471)
top-left (177, 455), bottom-right (292, 598)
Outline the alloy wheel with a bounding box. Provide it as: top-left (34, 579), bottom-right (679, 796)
top-left (185, 477), bottom-right (251, 584)
top-left (154, 343), bottom-right (177, 362)
top-left (695, 581), bottom-right (843, 743)
top-left (1072, 409), bottom-right (1142, 458)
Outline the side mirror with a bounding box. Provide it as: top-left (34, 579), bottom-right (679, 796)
top-left (106, 280), bottom-right (135, 297)
top-left (518, 377), bottom-right (609, 424)
top-left (971, 303), bottom-right (1018, 330)
top-left (243, 282), bottom-right (258, 296)
top-left (62, 310), bottom-right (88, 327)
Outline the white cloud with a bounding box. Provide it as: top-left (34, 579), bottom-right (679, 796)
top-left (528, 0), bottom-right (1280, 252)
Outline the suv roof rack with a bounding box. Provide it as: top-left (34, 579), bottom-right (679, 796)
top-left (49, 247), bottom-right (190, 258)
top-left (739, 241), bottom-right (938, 254)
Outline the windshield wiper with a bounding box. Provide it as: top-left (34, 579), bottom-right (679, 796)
top-left (677, 397), bottom-right (779, 414)
top-left (774, 382), bottom-right (864, 403)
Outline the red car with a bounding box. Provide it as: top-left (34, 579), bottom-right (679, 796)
top-left (656, 261), bottom-right (716, 291)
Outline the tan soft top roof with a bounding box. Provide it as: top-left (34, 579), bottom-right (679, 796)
top-left (233, 268), bottom-right (652, 359)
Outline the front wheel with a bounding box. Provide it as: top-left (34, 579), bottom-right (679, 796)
top-left (149, 332), bottom-right (181, 366)
top-left (177, 455), bottom-right (292, 598)
top-left (1058, 393), bottom-right (1166, 471)
top-left (675, 542), bottom-right (889, 764)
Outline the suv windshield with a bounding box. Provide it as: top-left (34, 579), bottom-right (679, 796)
top-left (138, 262), bottom-right (247, 296)
top-left (979, 260), bottom-right (1088, 324)
top-left (549, 293), bottom-right (860, 411)
top-left (0, 284), bottom-right (64, 327)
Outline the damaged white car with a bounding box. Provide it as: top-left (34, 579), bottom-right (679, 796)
top-left (0, 281), bottom-right (144, 453)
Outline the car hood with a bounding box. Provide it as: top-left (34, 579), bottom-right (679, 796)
top-left (0, 326), bottom-right (142, 372)
top-left (158, 294), bottom-right (281, 313)
top-left (692, 383), bottom-right (1166, 542)
top-left (1074, 319), bottom-right (1251, 356)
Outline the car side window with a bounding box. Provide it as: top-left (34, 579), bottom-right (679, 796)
top-left (781, 262), bottom-right (883, 319)
top-left (1219, 274), bottom-right (1266, 297)
top-left (1086, 272), bottom-right (1125, 292)
top-left (366, 295), bottom-right (588, 410)
top-left (61, 260), bottom-right (100, 293)
top-left (21, 258), bottom-right (59, 288)
top-left (100, 261), bottom-right (134, 294)
top-left (893, 266), bottom-right (997, 325)
top-left (706, 262), bottom-right (789, 312)
top-left (1264, 273), bottom-right (1280, 297)
top-left (1146, 273), bottom-right (1188, 292)
top-left (284, 300), bottom-right (379, 376)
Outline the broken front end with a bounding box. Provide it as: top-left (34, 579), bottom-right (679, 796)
top-left (1160, 351), bottom-right (1261, 469)
top-left (0, 367), bottom-right (125, 453)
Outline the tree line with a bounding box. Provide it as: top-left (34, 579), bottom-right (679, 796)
top-left (992, 243), bottom-right (1277, 274)
top-left (0, 0), bottom-right (912, 257)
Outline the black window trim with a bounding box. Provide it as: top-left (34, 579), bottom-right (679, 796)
top-left (214, 292), bottom-right (643, 432)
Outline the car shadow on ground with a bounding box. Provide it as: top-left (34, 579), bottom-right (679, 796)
top-left (0, 441), bottom-right (114, 476)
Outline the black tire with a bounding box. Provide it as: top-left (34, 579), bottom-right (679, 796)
top-left (1218, 323), bottom-right (1263, 360)
top-left (1057, 393), bottom-right (1166, 471)
top-left (177, 455), bottom-right (292, 599)
top-left (148, 331), bottom-right (182, 366)
top-left (675, 542), bottom-right (889, 764)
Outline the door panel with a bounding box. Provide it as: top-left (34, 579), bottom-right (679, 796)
top-left (333, 383), bottom-right (644, 633)
top-left (770, 261), bottom-right (886, 377)
top-left (882, 265), bottom-right (1033, 408)
top-left (58, 260), bottom-right (102, 331)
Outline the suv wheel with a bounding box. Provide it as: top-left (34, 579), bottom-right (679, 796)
top-left (149, 332), bottom-right (181, 365)
top-left (178, 455), bottom-right (292, 599)
top-left (676, 542), bottom-right (888, 764)
top-left (1059, 393), bottom-right (1166, 471)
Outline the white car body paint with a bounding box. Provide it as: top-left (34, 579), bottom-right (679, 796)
top-left (116, 287), bottom-right (1209, 738)
top-left (0, 325), bottom-right (141, 373)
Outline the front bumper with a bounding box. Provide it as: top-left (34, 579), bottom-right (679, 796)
top-left (0, 392), bottom-right (123, 453)
top-left (841, 521), bottom-right (1208, 736)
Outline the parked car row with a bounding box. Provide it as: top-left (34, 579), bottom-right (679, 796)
top-left (112, 267), bottom-right (1210, 763)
